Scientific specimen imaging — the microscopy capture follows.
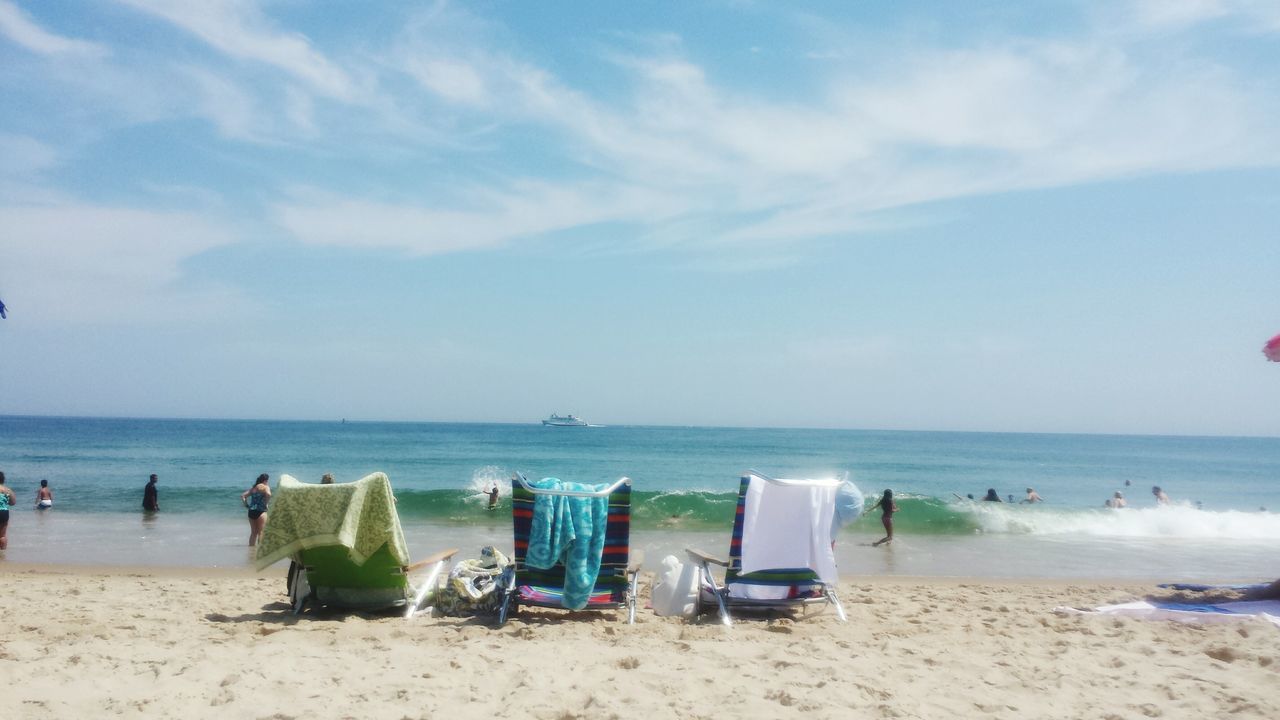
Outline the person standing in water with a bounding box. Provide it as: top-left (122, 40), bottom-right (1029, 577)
top-left (142, 474), bottom-right (159, 512)
top-left (0, 471), bottom-right (16, 549)
top-left (241, 474), bottom-right (272, 547)
top-left (35, 479), bottom-right (53, 509)
top-left (1106, 491), bottom-right (1127, 508)
top-left (982, 488), bottom-right (1003, 502)
top-left (1152, 486), bottom-right (1170, 505)
top-left (869, 489), bottom-right (899, 547)
top-left (1022, 487), bottom-right (1042, 504)
top-left (487, 484), bottom-right (500, 510)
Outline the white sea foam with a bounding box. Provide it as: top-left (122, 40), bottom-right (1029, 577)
top-left (466, 465), bottom-right (509, 502)
top-left (962, 503), bottom-right (1280, 540)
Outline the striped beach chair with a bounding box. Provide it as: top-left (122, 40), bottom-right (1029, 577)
top-left (496, 475), bottom-right (640, 625)
top-left (686, 472), bottom-right (847, 626)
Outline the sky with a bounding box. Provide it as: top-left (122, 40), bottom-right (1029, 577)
top-left (0, 0), bottom-right (1278, 436)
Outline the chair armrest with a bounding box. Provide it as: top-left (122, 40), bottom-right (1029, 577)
top-left (685, 547), bottom-right (728, 566)
top-left (405, 548), bottom-right (459, 573)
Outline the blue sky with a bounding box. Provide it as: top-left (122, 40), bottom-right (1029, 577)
top-left (1, 0), bottom-right (1278, 435)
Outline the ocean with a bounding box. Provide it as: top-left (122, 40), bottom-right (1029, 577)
top-left (1, 415), bottom-right (1278, 581)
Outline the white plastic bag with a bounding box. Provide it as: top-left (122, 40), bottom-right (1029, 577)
top-left (652, 554), bottom-right (697, 618)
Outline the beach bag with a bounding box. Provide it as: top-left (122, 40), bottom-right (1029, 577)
top-left (435, 546), bottom-right (511, 615)
top-left (651, 554), bottom-right (698, 618)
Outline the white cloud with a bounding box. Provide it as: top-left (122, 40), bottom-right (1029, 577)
top-left (8, 2), bottom-right (1280, 259)
top-left (370, 24), bottom-right (1280, 252)
top-left (0, 132), bottom-right (58, 177)
top-left (0, 204), bottom-right (242, 324)
top-left (404, 58), bottom-right (489, 106)
top-left (0, 0), bottom-right (106, 56)
top-left (1129, 0), bottom-right (1229, 28)
top-left (1127, 0), bottom-right (1280, 31)
top-left (116, 0), bottom-right (356, 101)
top-left (274, 181), bottom-right (687, 256)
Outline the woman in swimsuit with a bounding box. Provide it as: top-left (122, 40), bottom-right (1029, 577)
top-left (869, 489), bottom-right (899, 547)
top-left (240, 474), bottom-right (272, 547)
top-left (35, 479), bottom-right (53, 509)
top-left (0, 471), bottom-right (16, 549)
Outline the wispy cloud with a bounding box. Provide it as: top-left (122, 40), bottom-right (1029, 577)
top-left (115, 0), bottom-right (357, 101)
top-left (7, 1), bottom-right (1280, 261)
top-left (335, 10), bottom-right (1280, 253)
top-left (274, 181), bottom-right (687, 256)
top-left (1127, 0), bottom-right (1280, 32)
top-left (0, 203), bottom-right (243, 324)
top-left (0, 0), bottom-right (106, 56)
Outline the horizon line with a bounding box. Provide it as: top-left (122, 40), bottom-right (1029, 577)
top-left (1, 412), bottom-right (1276, 442)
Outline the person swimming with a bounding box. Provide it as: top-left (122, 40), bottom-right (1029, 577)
top-left (35, 479), bottom-right (53, 509)
top-left (1106, 491), bottom-right (1127, 508)
top-left (982, 488), bottom-right (1002, 502)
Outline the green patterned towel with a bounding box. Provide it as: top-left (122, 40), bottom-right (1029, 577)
top-left (254, 472), bottom-right (409, 570)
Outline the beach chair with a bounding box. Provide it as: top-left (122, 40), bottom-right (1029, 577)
top-left (255, 472), bottom-right (457, 619)
top-left (685, 472), bottom-right (848, 627)
top-left (495, 474), bottom-right (640, 625)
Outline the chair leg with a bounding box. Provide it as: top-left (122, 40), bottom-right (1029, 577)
top-left (827, 586), bottom-right (847, 622)
top-left (289, 565), bottom-right (311, 615)
top-left (627, 571), bottom-right (639, 625)
top-left (496, 566), bottom-right (515, 626)
top-left (405, 559), bottom-right (448, 620)
top-left (699, 562), bottom-right (732, 627)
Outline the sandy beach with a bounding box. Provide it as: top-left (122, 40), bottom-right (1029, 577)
top-left (2, 565), bottom-right (1277, 719)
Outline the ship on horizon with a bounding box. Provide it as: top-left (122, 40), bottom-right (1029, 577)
top-left (542, 413), bottom-right (589, 427)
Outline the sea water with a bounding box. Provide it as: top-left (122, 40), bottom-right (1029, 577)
top-left (1, 416), bottom-right (1277, 581)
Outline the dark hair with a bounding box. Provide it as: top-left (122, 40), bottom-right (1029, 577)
top-left (149, 474), bottom-right (158, 481)
top-left (881, 489), bottom-right (893, 504)
top-left (256, 474), bottom-right (269, 485)
top-left (40, 479), bottom-right (48, 487)
top-left (1152, 486), bottom-right (1162, 493)
top-left (984, 488), bottom-right (1000, 501)
top-left (0, 471), bottom-right (6, 483)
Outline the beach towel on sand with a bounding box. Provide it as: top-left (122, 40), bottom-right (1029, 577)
top-left (1056, 600), bottom-right (1280, 628)
top-left (525, 477), bottom-right (609, 610)
top-left (254, 473), bottom-right (409, 570)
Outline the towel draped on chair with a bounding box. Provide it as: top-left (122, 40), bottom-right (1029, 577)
top-left (524, 477), bottom-right (609, 610)
top-left (254, 473), bottom-right (409, 571)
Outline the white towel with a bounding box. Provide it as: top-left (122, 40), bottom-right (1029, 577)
top-left (737, 475), bottom-right (839, 598)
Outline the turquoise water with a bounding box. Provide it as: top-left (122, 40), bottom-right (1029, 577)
top-left (2, 416), bottom-right (1278, 579)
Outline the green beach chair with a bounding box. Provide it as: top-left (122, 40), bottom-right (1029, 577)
top-left (255, 472), bottom-right (456, 618)
top-left (686, 471), bottom-right (847, 627)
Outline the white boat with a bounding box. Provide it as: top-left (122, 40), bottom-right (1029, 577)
top-left (542, 413), bottom-right (588, 427)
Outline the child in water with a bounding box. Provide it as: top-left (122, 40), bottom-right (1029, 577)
top-left (869, 489), bottom-right (899, 547)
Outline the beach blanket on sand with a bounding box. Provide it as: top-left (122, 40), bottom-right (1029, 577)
top-left (1156, 583), bottom-right (1268, 592)
top-left (525, 477), bottom-right (608, 610)
top-left (254, 473), bottom-right (409, 570)
top-left (1056, 600), bottom-right (1280, 628)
